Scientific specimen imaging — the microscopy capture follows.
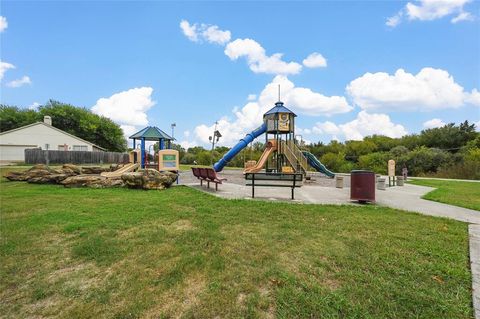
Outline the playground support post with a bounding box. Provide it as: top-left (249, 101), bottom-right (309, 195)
top-left (141, 138), bottom-right (145, 168)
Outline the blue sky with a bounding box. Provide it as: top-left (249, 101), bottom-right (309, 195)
top-left (1, 1), bottom-right (479, 148)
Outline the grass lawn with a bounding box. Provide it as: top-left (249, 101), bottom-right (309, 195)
top-left (408, 178), bottom-right (480, 211)
top-left (0, 180), bottom-right (473, 318)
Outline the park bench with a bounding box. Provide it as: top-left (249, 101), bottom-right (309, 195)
top-left (191, 167), bottom-right (227, 191)
top-left (245, 172), bottom-right (303, 200)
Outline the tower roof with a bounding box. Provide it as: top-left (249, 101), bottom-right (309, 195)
top-left (264, 101), bottom-right (296, 117)
top-left (129, 126), bottom-right (174, 141)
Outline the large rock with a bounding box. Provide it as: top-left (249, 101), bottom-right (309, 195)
top-left (4, 164), bottom-right (81, 183)
top-left (60, 175), bottom-right (125, 188)
top-left (121, 169), bottom-right (178, 190)
top-left (62, 164), bottom-right (82, 175)
top-left (5, 164), bottom-right (55, 182)
top-left (4, 170), bottom-right (30, 181)
top-left (4, 165), bottom-right (175, 190)
top-left (81, 166), bottom-right (109, 174)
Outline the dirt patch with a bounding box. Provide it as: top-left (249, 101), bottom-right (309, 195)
top-left (170, 219), bottom-right (195, 231)
top-left (278, 251), bottom-right (305, 275)
top-left (23, 295), bottom-right (62, 318)
top-left (322, 277), bottom-right (341, 290)
top-left (143, 273), bottom-right (206, 318)
top-left (237, 292), bottom-right (247, 306)
top-left (47, 263), bottom-right (92, 281)
top-left (260, 304), bottom-right (276, 319)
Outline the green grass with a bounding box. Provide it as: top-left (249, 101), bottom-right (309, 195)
top-left (408, 178), bottom-right (480, 211)
top-left (0, 180), bottom-right (473, 318)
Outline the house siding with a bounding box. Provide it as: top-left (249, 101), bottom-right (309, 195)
top-left (0, 123), bottom-right (98, 162)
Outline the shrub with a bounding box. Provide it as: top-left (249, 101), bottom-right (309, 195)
top-left (357, 152), bottom-right (389, 174)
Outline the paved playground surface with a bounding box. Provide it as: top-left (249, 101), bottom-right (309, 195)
top-left (180, 169), bottom-right (479, 224)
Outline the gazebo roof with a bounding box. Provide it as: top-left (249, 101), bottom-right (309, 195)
top-left (129, 126), bottom-right (174, 141)
top-left (264, 101), bottom-right (296, 117)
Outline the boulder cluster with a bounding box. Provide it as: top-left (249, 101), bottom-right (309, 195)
top-left (4, 164), bottom-right (178, 190)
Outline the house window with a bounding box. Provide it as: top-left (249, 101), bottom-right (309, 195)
top-left (58, 144), bottom-right (68, 151)
top-left (72, 145), bottom-right (88, 151)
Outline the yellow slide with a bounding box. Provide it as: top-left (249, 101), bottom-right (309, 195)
top-left (244, 140), bottom-right (277, 173)
top-left (101, 163), bottom-right (140, 178)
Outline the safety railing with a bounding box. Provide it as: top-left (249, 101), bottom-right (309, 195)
top-left (280, 140), bottom-right (308, 173)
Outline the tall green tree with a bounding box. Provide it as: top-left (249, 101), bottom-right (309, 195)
top-left (420, 121), bottom-right (477, 150)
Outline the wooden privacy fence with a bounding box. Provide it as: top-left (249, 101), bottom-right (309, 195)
top-left (25, 149), bottom-right (130, 165)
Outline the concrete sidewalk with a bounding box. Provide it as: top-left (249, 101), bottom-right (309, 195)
top-left (470, 225), bottom-right (480, 319)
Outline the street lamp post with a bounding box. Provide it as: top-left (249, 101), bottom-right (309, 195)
top-left (209, 121), bottom-right (222, 165)
top-left (295, 134), bottom-right (303, 147)
top-left (171, 123), bottom-right (176, 139)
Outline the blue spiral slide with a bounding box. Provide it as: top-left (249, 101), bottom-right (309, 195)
top-left (302, 151), bottom-right (335, 178)
top-left (213, 123), bottom-right (267, 172)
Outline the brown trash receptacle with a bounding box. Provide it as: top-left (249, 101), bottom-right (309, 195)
top-left (350, 170), bottom-right (375, 203)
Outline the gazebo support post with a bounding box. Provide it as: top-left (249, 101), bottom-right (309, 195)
top-left (141, 138), bottom-right (145, 168)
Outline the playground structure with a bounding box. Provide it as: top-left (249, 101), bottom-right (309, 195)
top-left (101, 162), bottom-right (140, 178)
top-left (93, 126), bottom-right (180, 180)
top-left (129, 126), bottom-right (175, 169)
top-left (213, 101), bottom-right (335, 179)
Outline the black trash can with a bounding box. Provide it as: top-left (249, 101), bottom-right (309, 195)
top-left (350, 170), bottom-right (375, 203)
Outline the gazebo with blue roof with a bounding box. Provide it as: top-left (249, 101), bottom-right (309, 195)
top-left (129, 126), bottom-right (174, 168)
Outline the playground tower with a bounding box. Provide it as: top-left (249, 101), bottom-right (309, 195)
top-left (262, 101), bottom-right (300, 173)
top-left (213, 100), bottom-right (334, 177)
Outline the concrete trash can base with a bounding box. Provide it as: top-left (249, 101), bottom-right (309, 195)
top-left (377, 178), bottom-right (386, 190)
top-left (336, 176), bottom-right (344, 188)
top-left (397, 176), bottom-right (404, 186)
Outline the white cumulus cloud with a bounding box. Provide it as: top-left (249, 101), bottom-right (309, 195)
top-left (28, 102), bottom-right (41, 110)
top-left (0, 61), bottom-right (15, 80)
top-left (92, 87), bottom-right (156, 137)
top-left (303, 52), bottom-right (327, 68)
top-left (180, 20), bottom-right (198, 42)
top-left (185, 76), bottom-right (352, 147)
top-left (247, 94), bottom-right (257, 101)
top-left (387, 0), bottom-right (474, 26)
top-left (224, 38), bottom-right (302, 75)
top-left (181, 20), bottom-right (303, 75)
top-left (465, 89), bottom-right (480, 106)
top-left (180, 20), bottom-right (231, 45)
top-left (386, 12), bottom-right (404, 27)
top-left (6, 75), bottom-right (31, 88)
top-left (346, 67), bottom-right (479, 111)
top-left (451, 11), bottom-right (474, 23)
top-left (312, 111), bottom-right (408, 141)
top-left (0, 16), bottom-right (7, 32)
top-left (423, 118), bottom-right (446, 128)
top-left (312, 121), bottom-right (341, 135)
top-left (202, 25), bottom-right (231, 45)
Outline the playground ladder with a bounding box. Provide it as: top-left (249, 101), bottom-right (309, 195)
top-left (280, 140), bottom-right (308, 174)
